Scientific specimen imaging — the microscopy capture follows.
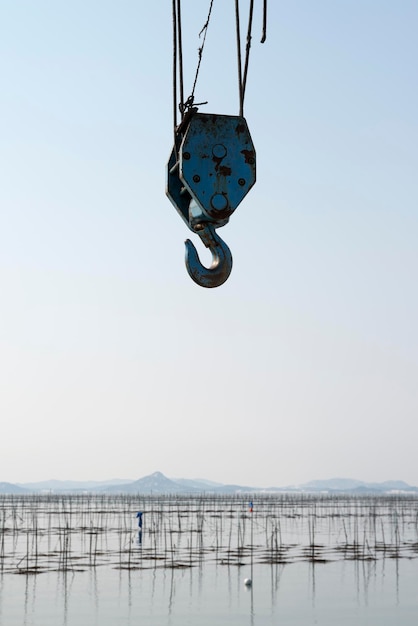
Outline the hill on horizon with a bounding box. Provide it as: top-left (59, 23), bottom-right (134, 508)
top-left (0, 482), bottom-right (31, 494)
top-left (0, 473), bottom-right (416, 495)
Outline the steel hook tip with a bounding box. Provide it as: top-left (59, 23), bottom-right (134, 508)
top-left (184, 223), bottom-right (233, 288)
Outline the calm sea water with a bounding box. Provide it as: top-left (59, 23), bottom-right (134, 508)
top-left (1, 558), bottom-right (416, 625)
top-left (1, 494), bottom-right (417, 624)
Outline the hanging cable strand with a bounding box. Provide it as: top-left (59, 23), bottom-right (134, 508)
top-left (176, 0), bottom-right (185, 119)
top-left (235, 0), bottom-right (244, 116)
top-left (172, 0), bottom-right (178, 132)
top-left (187, 0), bottom-right (215, 109)
top-left (241, 0), bottom-right (255, 105)
top-left (236, 0), bottom-right (268, 116)
top-left (261, 0), bottom-right (267, 43)
top-left (173, 0), bottom-right (267, 127)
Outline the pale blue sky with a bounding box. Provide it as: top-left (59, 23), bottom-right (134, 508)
top-left (1, 1), bottom-right (417, 486)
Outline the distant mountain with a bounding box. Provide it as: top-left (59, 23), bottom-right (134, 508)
top-left (352, 480), bottom-right (417, 493)
top-left (377, 480), bottom-right (412, 490)
top-left (295, 478), bottom-right (418, 493)
top-left (301, 478), bottom-right (365, 491)
top-left (174, 477), bottom-right (256, 493)
top-left (105, 471), bottom-right (191, 494)
top-left (0, 482), bottom-right (31, 494)
top-left (174, 477), bottom-right (224, 490)
top-left (212, 483), bottom-right (260, 494)
top-left (18, 478), bottom-right (134, 491)
top-left (2, 474), bottom-right (417, 496)
top-left (104, 473), bottom-right (262, 494)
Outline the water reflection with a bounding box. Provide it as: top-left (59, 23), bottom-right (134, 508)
top-left (310, 561), bottom-right (316, 609)
top-left (167, 569), bottom-right (175, 616)
top-left (348, 553), bottom-right (402, 610)
top-left (0, 553), bottom-right (414, 625)
top-left (248, 581), bottom-right (255, 626)
top-left (23, 573), bottom-right (34, 626)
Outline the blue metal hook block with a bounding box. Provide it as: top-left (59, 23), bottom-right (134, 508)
top-left (166, 113), bottom-right (256, 287)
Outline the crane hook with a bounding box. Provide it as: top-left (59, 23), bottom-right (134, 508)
top-left (184, 223), bottom-right (233, 288)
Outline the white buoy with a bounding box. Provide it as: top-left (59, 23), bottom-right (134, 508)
top-left (244, 578), bottom-right (252, 586)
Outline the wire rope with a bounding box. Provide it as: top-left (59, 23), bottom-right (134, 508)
top-left (176, 0), bottom-right (185, 117)
top-left (261, 0), bottom-right (267, 43)
top-left (172, 0), bottom-right (267, 126)
top-left (172, 0), bottom-right (178, 131)
top-left (188, 0), bottom-right (215, 109)
top-left (241, 0), bottom-right (255, 108)
top-left (235, 0), bottom-right (244, 116)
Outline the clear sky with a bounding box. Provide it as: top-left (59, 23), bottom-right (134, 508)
top-left (1, 1), bottom-right (417, 487)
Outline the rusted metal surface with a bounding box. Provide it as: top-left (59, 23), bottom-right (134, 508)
top-left (180, 114), bottom-right (256, 222)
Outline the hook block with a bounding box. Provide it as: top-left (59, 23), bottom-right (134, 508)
top-left (179, 114), bottom-right (256, 221)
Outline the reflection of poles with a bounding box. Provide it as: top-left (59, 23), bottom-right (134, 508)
top-left (168, 567), bottom-right (175, 615)
top-left (250, 508), bottom-right (254, 626)
top-left (247, 500), bottom-right (254, 626)
top-left (395, 558), bottom-right (399, 606)
top-left (60, 570), bottom-right (70, 626)
top-left (250, 506), bottom-right (254, 582)
top-left (250, 584), bottom-right (254, 626)
top-left (309, 561), bottom-right (316, 608)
